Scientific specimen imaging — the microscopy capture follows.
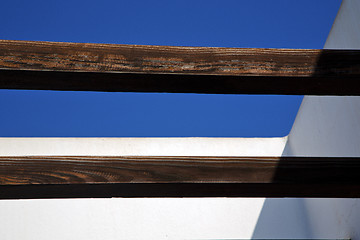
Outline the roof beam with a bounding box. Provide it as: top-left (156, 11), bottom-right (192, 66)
top-left (1, 156), bottom-right (360, 198)
top-left (1, 40), bottom-right (360, 95)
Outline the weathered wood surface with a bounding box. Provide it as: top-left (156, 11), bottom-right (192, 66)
top-left (1, 40), bottom-right (360, 95)
top-left (1, 156), bottom-right (360, 198)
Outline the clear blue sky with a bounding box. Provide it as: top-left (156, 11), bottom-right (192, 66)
top-left (0, 0), bottom-right (341, 137)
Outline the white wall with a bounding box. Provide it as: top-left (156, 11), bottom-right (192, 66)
top-left (256, 1), bottom-right (360, 240)
top-left (0, 198), bottom-right (265, 240)
top-left (251, 198), bottom-right (360, 239)
top-left (283, 0), bottom-right (360, 157)
top-left (0, 137), bottom-right (287, 157)
top-left (0, 137), bottom-right (284, 240)
top-left (290, 0), bottom-right (360, 238)
top-left (282, 96), bottom-right (360, 157)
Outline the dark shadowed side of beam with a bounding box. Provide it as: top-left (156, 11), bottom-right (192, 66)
top-left (1, 40), bottom-right (360, 95)
top-left (1, 156), bottom-right (360, 198)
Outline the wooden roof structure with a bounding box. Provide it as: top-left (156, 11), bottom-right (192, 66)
top-left (1, 40), bottom-right (360, 198)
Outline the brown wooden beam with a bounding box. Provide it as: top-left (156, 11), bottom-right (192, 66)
top-left (1, 156), bottom-right (360, 198)
top-left (1, 40), bottom-right (360, 95)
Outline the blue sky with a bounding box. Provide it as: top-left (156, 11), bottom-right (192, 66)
top-left (0, 0), bottom-right (341, 137)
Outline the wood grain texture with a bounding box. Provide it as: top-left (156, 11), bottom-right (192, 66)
top-left (1, 156), bottom-right (360, 198)
top-left (1, 40), bottom-right (360, 95)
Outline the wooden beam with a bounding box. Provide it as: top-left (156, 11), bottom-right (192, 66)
top-left (1, 40), bottom-right (360, 95)
top-left (1, 156), bottom-right (360, 198)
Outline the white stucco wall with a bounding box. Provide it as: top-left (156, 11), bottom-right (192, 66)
top-left (260, 1), bottom-right (360, 240)
top-left (291, 0), bottom-right (360, 238)
top-left (0, 137), bottom-right (287, 157)
top-left (0, 198), bottom-right (266, 240)
top-left (283, 0), bottom-right (360, 157)
top-left (0, 137), bottom-right (284, 240)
